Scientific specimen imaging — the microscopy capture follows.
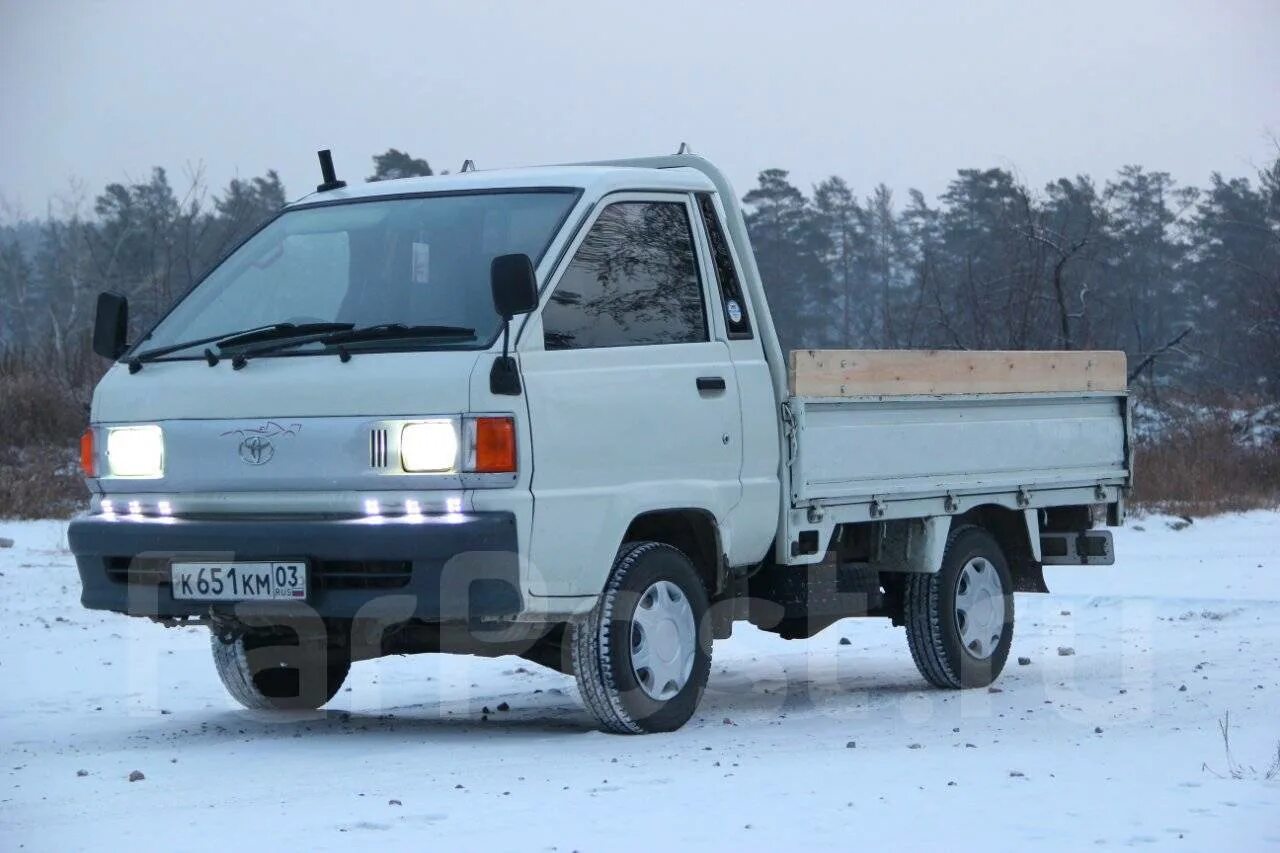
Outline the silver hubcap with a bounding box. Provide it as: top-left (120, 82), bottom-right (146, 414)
top-left (954, 557), bottom-right (1006, 660)
top-left (630, 580), bottom-right (696, 701)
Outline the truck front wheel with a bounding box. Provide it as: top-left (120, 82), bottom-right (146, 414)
top-left (571, 541), bottom-right (713, 734)
top-left (903, 525), bottom-right (1014, 689)
top-left (210, 627), bottom-right (350, 711)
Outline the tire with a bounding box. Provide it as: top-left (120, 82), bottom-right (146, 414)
top-left (904, 525), bottom-right (1014, 689)
top-left (211, 627), bottom-right (350, 711)
top-left (571, 541), bottom-right (713, 734)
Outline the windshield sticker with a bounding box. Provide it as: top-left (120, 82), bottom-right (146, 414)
top-left (412, 242), bottom-right (431, 285)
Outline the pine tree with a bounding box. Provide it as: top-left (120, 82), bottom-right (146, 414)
top-left (742, 170), bottom-right (830, 351)
top-left (934, 169), bottom-right (1036, 349)
top-left (1102, 166), bottom-right (1196, 389)
top-left (1037, 176), bottom-right (1105, 350)
top-left (208, 171), bottom-right (287, 261)
top-left (813, 176), bottom-right (869, 346)
top-left (864, 184), bottom-right (911, 348)
top-left (898, 189), bottom-right (943, 348)
top-left (1186, 158), bottom-right (1280, 389)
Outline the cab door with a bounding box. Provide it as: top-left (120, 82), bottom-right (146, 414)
top-left (518, 193), bottom-right (743, 600)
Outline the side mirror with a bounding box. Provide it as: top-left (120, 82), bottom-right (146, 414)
top-left (490, 253), bottom-right (538, 320)
top-left (489, 254), bottom-right (537, 397)
top-left (92, 291), bottom-right (129, 359)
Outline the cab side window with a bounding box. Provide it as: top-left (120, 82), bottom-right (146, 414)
top-left (542, 201), bottom-right (707, 350)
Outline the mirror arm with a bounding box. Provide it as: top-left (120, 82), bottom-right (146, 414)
top-left (490, 313), bottom-right (521, 396)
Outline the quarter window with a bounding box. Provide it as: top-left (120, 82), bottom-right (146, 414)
top-left (542, 201), bottom-right (707, 350)
top-left (696, 193), bottom-right (753, 338)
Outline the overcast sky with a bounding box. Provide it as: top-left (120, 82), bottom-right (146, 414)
top-left (2, 0), bottom-right (1277, 217)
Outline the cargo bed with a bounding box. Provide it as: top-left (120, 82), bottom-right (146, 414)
top-left (780, 350), bottom-right (1131, 560)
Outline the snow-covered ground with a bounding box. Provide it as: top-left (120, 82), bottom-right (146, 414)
top-left (2, 513), bottom-right (1278, 851)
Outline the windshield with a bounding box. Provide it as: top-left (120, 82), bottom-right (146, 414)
top-left (137, 190), bottom-right (578, 356)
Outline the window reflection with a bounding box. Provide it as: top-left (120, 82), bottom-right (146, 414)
top-left (543, 201), bottom-right (707, 350)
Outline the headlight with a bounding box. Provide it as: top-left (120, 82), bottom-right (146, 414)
top-left (105, 425), bottom-right (164, 478)
top-left (400, 420), bottom-right (458, 473)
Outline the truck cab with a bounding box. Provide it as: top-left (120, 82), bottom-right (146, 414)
top-left (70, 153), bottom-right (1129, 733)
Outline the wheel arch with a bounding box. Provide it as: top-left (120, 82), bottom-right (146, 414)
top-left (623, 508), bottom-right (726, 598)
top-left (952, 504), bottom-right (1047, 593)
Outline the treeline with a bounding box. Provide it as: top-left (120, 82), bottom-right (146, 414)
top-left (1, 148), bottom-right (1277, 517)
top-left (0, 168), bottom-right (287, 388)
top-left (1, 149), bottom-right (1277, 397)
top-left (0, 149), bottom-right (430, 389)
top-left (748, 160), bottom-right (1279, 395)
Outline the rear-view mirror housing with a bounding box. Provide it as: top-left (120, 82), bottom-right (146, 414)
top-left (92, 291), bottom-right (129, 360)
top-left (490, 253), bottom-right (538, 320)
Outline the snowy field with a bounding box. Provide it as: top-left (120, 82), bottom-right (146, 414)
top-left (2, 513), bottom-right (1278, 851)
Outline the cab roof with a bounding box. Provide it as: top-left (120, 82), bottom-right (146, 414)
top-left (289, 163), bottom-right (717, 207)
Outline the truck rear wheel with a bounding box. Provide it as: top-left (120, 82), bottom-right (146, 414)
top-left (571, 541), bottom-right (713, 734)
top-left (210, 627), bottom-right (350, 711)
top-left (904, 525), bottom-right (1014, 689)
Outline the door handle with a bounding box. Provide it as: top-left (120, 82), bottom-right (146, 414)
top-left (696, 376), bottom-right (727, 392)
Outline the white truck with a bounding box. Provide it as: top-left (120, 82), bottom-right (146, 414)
top-left (70, 152), bottom-right (1130, 733)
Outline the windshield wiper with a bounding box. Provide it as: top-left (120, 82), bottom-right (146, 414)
top-left (321, 323), bottom-right (476, 346)
top-left (215, 322), bottom-right (354, 349)
top-left (127, 322), bottom-right (355, 370)
top-left (227, 323), bottom-right (477, 370)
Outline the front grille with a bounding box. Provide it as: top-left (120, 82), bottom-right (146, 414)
top-left (104, 558), bottom-right (413, 591)
top-left (370, 428), bottom-right (389, 468)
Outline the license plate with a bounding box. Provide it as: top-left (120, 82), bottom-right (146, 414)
top-left (170, 562), bottom-right (308, 601)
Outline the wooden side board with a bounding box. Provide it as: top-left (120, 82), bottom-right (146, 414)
top-left (788, 349), bottom-right (1128, 397)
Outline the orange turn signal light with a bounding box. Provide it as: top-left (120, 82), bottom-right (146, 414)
top-left (80, 428), bottom-right (96, 477)
top-left (471, 417), bottom-right (516, 473)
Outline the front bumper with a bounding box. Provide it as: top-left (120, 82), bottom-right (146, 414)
top-left (68, 512), bottom-right (521, 621)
